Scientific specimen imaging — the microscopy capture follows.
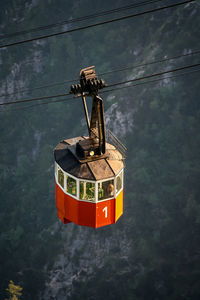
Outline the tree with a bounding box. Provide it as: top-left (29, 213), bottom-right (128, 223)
top-left (6, 280), bottom-right (22, 300)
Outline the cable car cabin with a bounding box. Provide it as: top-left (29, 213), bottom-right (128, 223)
top-left (54, 66), bottom-right (126, 228)
top-left (54, 139), bottom-right (124, 228)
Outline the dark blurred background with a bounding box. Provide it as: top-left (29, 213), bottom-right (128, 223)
top-left (0, 0), bottom-right (200, 299)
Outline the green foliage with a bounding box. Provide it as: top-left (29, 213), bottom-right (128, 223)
top-left (6, 280), bottom-right (22, 300)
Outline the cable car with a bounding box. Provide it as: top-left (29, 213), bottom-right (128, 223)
top-left (54, 66), bottom-right (126, 228)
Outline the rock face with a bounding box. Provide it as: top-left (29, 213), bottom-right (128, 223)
top-left (1, 1), bottom-right (199, 299)
top-left (105, 101), bottom-right (134, 137)
top-left (42, 224), bottom-right (131, 299)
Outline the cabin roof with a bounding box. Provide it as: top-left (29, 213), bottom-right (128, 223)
top-left (54, 136), bottom-right (124, 180)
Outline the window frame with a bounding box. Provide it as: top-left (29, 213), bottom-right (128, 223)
top-left (97, 177), bottom-right (115, 202)
top-left (55, 163), bottom-right (124, 203)
top-left (55, 162), bottom-right (58, 179)
top-left (57, 165), bottom-right (65, 189)
top-left (79, 179), bottom-right (96, 203)
top-left (66, 174), bottom-right (78, 198)
top-left (116, 168), bottom-right (124, 196)
top-left (55, 163), bottom-right (79, 199)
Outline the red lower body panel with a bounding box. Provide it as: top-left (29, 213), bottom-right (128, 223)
top-left (55, 182), bottom-right (123, 228)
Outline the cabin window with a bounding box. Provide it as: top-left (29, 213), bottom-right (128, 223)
top-left (80, 181), bottom-right (95, 202)
top-left (116, 171), bottom-right (123, 194)
top-left (66, 175), bottom-right (77, 196)
top-left (98, 179), bottom-right (114, 201)
top-left (58, 167), bottom-right (64, 188)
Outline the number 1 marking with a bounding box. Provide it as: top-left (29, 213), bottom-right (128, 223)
top-left (103, 206), bottom-right (108, 218)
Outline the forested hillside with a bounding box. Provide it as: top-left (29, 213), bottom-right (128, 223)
top-left (0, 0), bottom-right (200, 299)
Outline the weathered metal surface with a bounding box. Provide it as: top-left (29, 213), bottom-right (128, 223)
top-left (106, 159), bottom-right (123, 176)
top-left (107, 147), bottom-right (123, 161)
top-left (70, 66), bottom-right (107, 159)
top-left (89, 95), bottom-right (106, 154)
top-left (81, 94), bottom-right (90, 131)
top-left (54, 142), bottom-right (68, 161)
top-left (54, 136), bottom-right (124, 180)
top-left (69, 163), bottom-right (95, 180)
top-left (87, 159), bottom-right (114, 180)
top-left (64, 136), bottom-right (85, 146)
top-left (55, 149), bottom-right (78, 172)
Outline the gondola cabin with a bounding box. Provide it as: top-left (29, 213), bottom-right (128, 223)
top-left (54, 67), bottom-right (126, 228)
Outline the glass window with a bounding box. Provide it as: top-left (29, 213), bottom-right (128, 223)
top-left (80, 181), bottom-right (95, 202)
top-left (98, 179), bottom-right (114, 201)
top-left (66, 175), bottom-right (77, 196)
top-left (58, 167), bottom-right (64, 188)
top-left (116, 171), bottom-right (123, 194)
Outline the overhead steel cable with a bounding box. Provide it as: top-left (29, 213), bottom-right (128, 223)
top-left (101, 68), bottom-right (200, 95)
top-left (1, 96), bottom-right (74, 112)
top-left (0, 62), bottom-right (199, 107)
top-left (1, 0), bottom-right (163, 40)
top-left (100, 49), bottom-right (200, 77)
top-left (0, 78), bottom-right (77, 98)
top-left (2, 67), bottom-right (200, 113)
top-left (1, 48), bottom-right (200, 98)
top-left (0, 0), bottom-right (195, 49)
top-left (107, 62), bottom-right (200, 89)
top-left (0, 92), bottom-right (71, 106)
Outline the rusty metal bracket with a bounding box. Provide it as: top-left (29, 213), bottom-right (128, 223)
top-left (69, 66), bottom-right (107, 158)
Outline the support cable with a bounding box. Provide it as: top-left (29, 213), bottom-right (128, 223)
top-left (107, 62), bottom-right (200, 88)
top-left (101, 68), bottom-right (200, 95)
top-left (1, 67), bottom-right (200, 112)
top-left (0, 62), bottom-right (199, 107)
top-left (1, 48), bottom-right (199, 98)
top-left (1, 0), bottom-right (163, 40)
top-left (0, 0), bottom-right (195, 49)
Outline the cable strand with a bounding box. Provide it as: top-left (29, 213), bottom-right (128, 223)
top-left (0, 0), bottom-right (163, 40)
top-left (1, 48), bottom-right (199, 98)
top-left (1, 62), bottom-right (199, 107)
top-left (0, 0), bottom-right (195, 49)
top-left (1, 68), bottom-right (200, 112)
